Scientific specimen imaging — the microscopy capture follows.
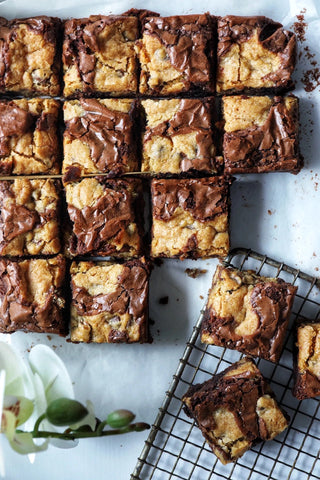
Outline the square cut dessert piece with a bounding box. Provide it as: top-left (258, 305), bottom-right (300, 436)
top-left (0, 255), bottom-right (66, 334)
top-left (70, 258), bottom-right (149, 343)
top-left (136, 14), bottom-right (215, 96)
top-left (182, 357), bottom-right (289, 464)
top-left (0, 98), bottom-right (60, 175)
top-left (216, 16), bottom-right (296, 94)
top-left (63, 15), bottom-right (139, 97)
top-left (141, 98), bottom-right (221, 175)
top-left (0, 16), bottom-right (61, 96)
top-left (201, 265), bottom-right (297, 362)
top-left (151, 177), bottom-right (230, 259)
top-left (65, 177), bottom-right (143, 258)
top-left (223, 95), bottom-right (302, 174)
top-left (63, 98), bottom-right (138, 182)
top-left (293, 320), bottom-right (320, 399)
top-left (0, 178), bottom-right (61, 256)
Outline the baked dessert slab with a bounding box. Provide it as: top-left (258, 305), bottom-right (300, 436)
top-left (136, 14), bottom-right (215, 96)
top-left (293, 320), bottom-right (320, 399)
top-left (151, 177), bottom-right (230, 259)
top-left (63, 98), bottom-right (138, 182)
top-left (141, 98), bottom-right (220, 175)
top-left (216, 15), bottom-right (296, 94)
top-left (0, 98), bottom-right (60, 175)
top-left (0, 255), bottom-right (66, 334)
top-left (62, 15), bottom-right (139, 97)
top-left (223, 95), bottom-right (302, 174)
top-left (201, 265), bottom-right (297, 362)
top-left (65, 177), bottom-right (143, 258)
top-left (0, 178), bottom-right (61, 256)
top-left (70, 258), bottom-right (149, 343)
top-left (0, 16), bottom-right (61, 96)
top-left (182, 357), bottom-right (289, 464)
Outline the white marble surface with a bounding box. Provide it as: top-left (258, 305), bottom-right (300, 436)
top-left (0, 0), bottom-right (320, 478)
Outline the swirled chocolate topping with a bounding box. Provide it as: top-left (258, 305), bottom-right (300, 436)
top-left (65, 99), bottom-right (135, 173)
top-left (218, 15), bottom-right (295, 58)
top-left (152, 177), bottom-right (229, 222)
top-left (0, 102), bottom-right (34, 156)
top-left (143, 14), bottom-right (214, 84)
top-left (14, 16), bottom-right (61, 43)
top-left (72, 260), bottom-right (149, 319)
top-left (68, 179), bottom-right (136, 255)
top-left (63, 16), bottom-right (138, 91)
top-left (144, 99), bottom-right (214, 171)
top-left (224, 97), bottom-right (301, 172)
top-left (183, 358), bottom-right (288, 463)
top-left (0, 257), bottom-right (66, 334)
top-left (0, 182), bottom-right (39, 252)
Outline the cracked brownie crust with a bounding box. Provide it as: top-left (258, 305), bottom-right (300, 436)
top-left (293, 320), bottom-right (320, 399)
top-left (151, 177), bottom-right (230, 259)
top-left (63, 15), bottom-right (138, 97)
top-left (201, 265), bottom-right (297, 362)
top-left (0, 255), bottom-right (66, 334)
top-left (223, 95), bottom-right (302, 173)
top-left (182, 357), bottom-right (289, 464)
top-left (141, 98), bottom-right (219, 174)
top-left (217, 16), bottom-right (296, 94)
top-left (63, 98), bottom-right (138, 181)
top-left (66, 177), bottom-right (143, 258)
top-left (0, 178), bottom-right (61, 256)
top-left (136, 14), bottom-right (215, 96)
top-left (70, 258), bottom-right (149, 343)
top-left (0, 16), bottom-right (61, 96)
top-left (0, 98), bottom-right (60, 175)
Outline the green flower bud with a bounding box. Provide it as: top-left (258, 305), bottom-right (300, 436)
top-left (107, 409), bottom-right (135, 428)
top-left (46, 398), bottom-right (88, 426)
top-left (134, 422), bottom-right (150, 432)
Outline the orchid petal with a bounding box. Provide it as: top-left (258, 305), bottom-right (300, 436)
top-left (49, 437), bottom-right (79, 449)
top-left (70, 400), bottom-right (97, 431)
top-left (8, 432), bottom-right (48, 455)
top-left (0, 343), bottom-right (35, 400)
top-left (29, 346), bottom-right (74, 404)
top-left (3, 396), bottom-right (33, 427)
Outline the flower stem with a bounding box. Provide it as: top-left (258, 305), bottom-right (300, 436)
top-left (33, 413), bottom-right (46, 436)
top-left (30, 422), bottom-right (150, 440)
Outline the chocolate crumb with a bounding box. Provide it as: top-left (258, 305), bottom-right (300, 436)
top-left (159, 296), bottom-right (169, 305)
top-left (47, 335), bottom-right (52, 341)
top-left (200, 295), bottom-right (204, 300)
top-left (185, 268), bottom-right (207, 279)
top-left (268, 209), bottom-right (272, 215)
top-left (149, 318), bottom-right (155, 325)
top-left (293, 8), bottom-right (307, 42)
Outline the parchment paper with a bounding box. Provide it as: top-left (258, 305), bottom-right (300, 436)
top-left (0, 0), bottom-right (319, 479)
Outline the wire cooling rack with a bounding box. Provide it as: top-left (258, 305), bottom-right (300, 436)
top-left (131, 248), bottom-right (320, 480)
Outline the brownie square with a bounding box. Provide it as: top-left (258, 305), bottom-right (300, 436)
top-left (0, 16), bottom-right (61, 96)
top-left (293, 320), bottom-right (320, 399)
top-left (0, 178), bottom-right (61, 256)
top-left (137, 14), bottom-right (215, 96)
top-left (223, 95), bottom-right (302, 174)
top-left (151, 177), bottom-right (230, 259)
top-left (141, 98), bottom-right (221, 174)
top-left (0, 255), bottom-right (66, 334)
top-left (70, 258), bottom-right (149, 343)
top-left (62, 15), bottom-right (139, 97)
top-left (216, 16), bottom-right (296, 94)
top-left (0, 98), bottom-right (60, 175)
top-left (183, 357), bottom-right (289, 464)
top-left (201, 265), bottom-right (297, 362)
top-left (65, 177), bottom-right (143, 258)
top-left (63, 98), bottom-right (138, 182)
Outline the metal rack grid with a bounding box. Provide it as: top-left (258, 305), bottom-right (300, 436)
top-left (131, 248), bottom-right (320, 480)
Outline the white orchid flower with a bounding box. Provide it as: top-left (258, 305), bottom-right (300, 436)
top-left (0, 342), bottom-right (84, 455)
